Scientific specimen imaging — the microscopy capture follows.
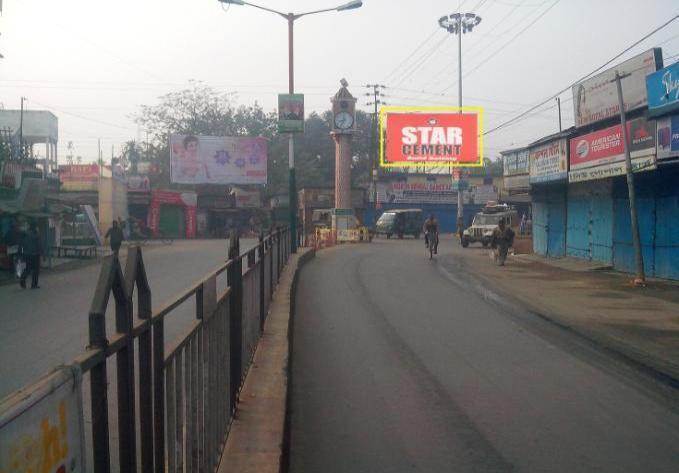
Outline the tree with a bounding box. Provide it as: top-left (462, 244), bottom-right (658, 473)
top-left (120, 140), bottom-right (144, 173)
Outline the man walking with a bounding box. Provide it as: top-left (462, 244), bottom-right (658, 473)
top-left (19, 222), bottom-right (42, 289)
top-left (491, 218), bottom-right (515, 266)
top-left (105, 220), bottom-right (124, 257)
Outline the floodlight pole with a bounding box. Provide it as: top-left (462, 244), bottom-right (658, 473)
top-left (439, 12), bottom-right (481, 237)
top-left (612, 71), bottom-right (645, 285)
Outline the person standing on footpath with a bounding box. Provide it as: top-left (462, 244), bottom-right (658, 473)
top-left (19, 222), bottom-right (42, 289)
top-left (105, 220), bottom-right (124, 257)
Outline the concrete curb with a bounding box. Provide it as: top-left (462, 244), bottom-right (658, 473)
top-left (454, 256), bottom-right (679, 389)
top-left (216, 248), bottom-right (316, 473)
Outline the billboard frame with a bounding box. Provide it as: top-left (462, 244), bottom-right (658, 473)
top-left (379, 105), bottom-right (484, 168)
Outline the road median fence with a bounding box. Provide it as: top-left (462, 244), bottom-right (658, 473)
top-left (0, 226), bottom-right (292, 473)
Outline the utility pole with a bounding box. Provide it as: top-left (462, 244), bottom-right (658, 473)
top-left (98, 138), bottom-right (102, 177)
top-left (612, 71), bottom-right (645, 285)
top-left (365, 84), bottom-right (386, 226)
top-left (19, 96), bottom-right (26, 159)
top-left (556, 97), bottom-right (562, 132)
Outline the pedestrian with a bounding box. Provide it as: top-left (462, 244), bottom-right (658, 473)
top-left (519, 213), bottom-right (527, 235)
top-left (19, 222), bottom-right (42, 289)
top-left (491, 218), bottom-right (515, 267)
top-left (457, 215), bottom-right (464, 241)
top-left (105, 220), bottom-right (124, 257)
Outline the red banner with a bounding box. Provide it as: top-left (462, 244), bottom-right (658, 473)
top-left (569, 117), bottom-right (656, 170)
top-left (385, 112), bottom-right (478, 165)
top-left (148, 190), bottom-right (197, 239)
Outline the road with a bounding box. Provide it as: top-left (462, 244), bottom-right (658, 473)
top-left (289, 237), bottom-right (679, 473)
top-left (0, 238), bottom-right (255, 399)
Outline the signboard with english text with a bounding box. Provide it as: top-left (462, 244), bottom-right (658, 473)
top-left (572, 49), bottom-right (662, 128)
top-left (380, 106), bottom-right (483, 168)
top-left (568, 117), bottom-right (656, 182)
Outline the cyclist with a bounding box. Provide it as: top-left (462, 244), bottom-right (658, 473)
top-left (423, 214), bottom-right (439, 254)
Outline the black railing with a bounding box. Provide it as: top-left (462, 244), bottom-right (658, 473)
top-left (71, 226), bottom-right (291, 472)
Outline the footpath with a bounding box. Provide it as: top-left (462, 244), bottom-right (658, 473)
top-left (443, 235), bottom-right (679, 386)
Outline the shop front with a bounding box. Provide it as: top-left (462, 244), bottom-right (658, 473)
top-left (148, 190), bottom-right (197, 239)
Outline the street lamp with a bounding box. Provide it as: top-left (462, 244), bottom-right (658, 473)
top-left (438, 11), bottom-right (481, 238)
top-left (219, 0), bottom-right (363, 253)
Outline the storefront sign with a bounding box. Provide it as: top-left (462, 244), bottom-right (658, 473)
top-left (569, 117), bottom-right (656, 171)
top-left (529, 138), bottom-right (568, 183)
top-left (572, 48), bottom-right (661, 127)
top-left (647, 61), bottom-right (679, 117)
top-left (278, 94), bottom-right (305, 133)
top-left (381, 107), bottom-right (482, 167)
top-left (0, 366), bottom-right (85, 473)
top-left (59, 164), bottom-right (100, 191)
top-left (657, 114), bottom-right (679, 160)
top-left (502, 148), bottom-right (529, 177)
top-left (170, 135), bottom-right (267, 185)
top-left (569, 155), bottom-right (656, 182)
top-left (569, 117), bottom-right (656, 182)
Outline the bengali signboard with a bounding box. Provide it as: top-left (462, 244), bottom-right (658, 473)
top-left (377, 180), bottom-right (458, 204)
top-left (0, 366), bottom-right (85, 473)
top-left (529, 138), bottom-right (568, 183)
top-left (568, 117), bottom-right (656, 182)
top-left (572, 49), bottom-right (661, 128)
top-left (646, 61), bottom-right (679, 117)
top-left (170, 134), bottom-right (267, 185)
top-left (657, 114), bottom-right (679, 160)
top-left (278, 94), bottom-right (305, 133)
top-left (380, 107), bottom-right (483, 167)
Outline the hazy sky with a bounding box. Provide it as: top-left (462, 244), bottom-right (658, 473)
top-left (1, 0), bottom-right (678, 162)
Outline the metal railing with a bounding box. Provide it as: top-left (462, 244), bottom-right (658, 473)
top-left (71, 226), bottom-right (291, 473)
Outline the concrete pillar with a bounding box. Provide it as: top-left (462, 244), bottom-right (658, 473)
top-left (334, 133), bottom-right (352, 209)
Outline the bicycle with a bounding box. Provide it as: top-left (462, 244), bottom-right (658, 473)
top-left (425, 231), bottom-right (439, 259)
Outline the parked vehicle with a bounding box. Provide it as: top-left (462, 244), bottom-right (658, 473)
top-left (375, 209), bottom-right (423, 239)
top-left (461, 203), bottom-right (518, 248)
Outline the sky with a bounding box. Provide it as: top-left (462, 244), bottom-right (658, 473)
top-left (1, 0), bottom-right (678, 163)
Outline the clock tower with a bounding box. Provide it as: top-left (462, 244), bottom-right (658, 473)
top-left (330, 79), bottom-right (357, 213)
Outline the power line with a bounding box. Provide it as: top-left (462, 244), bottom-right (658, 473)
top-left (441, 0), bottom-right (561, 93)
top-left (382, 28), bottom-right (441, 83)
top-left (484, 14), bottom-right (679, 136)
top-left (29, 99), bottom-right (135, 131)
top-left (393, 35), bottom-right (451, 88)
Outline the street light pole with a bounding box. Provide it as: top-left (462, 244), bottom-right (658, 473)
top-left (439, 11), bottom-right (481, 238)
top-left (219, 0), bottom-right (363, 253)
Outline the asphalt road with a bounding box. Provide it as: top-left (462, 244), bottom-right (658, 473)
top-left (0, 238), bottom-right (256, 399)
top-left (289, 237), bottom-right (679, 473)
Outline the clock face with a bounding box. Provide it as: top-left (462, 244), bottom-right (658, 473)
top-left (334, 111), bottom-right (354, 130)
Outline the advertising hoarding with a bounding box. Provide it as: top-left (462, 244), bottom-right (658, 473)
top-left (380, 106), bottom-right (483, 167)
top-left (278, 94), bottom-right (305, 133)
top-left (234, 187), bottom-right (262, 208)
top-left (657, 114), bottom-right (679, 160)
top-left (529, 138), bottom-right (568, 183)
top-left (377, 180), bottom-right (458, 204)
top-left (572, 49), bottom-right (661, 128)
top-left (568, 117), bottom-right (656, 182)
top-left (647, 61), bottom-right (679, 117)
top-left (170, 134), bottom-right (267, 185)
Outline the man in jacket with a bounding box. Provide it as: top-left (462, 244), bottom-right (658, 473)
top-left (19, 222), bottom-right (42, 289)
top-left (105, 220), bottom-right (124, 256)
top-left (491, 218), bottom-right (515, 266)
